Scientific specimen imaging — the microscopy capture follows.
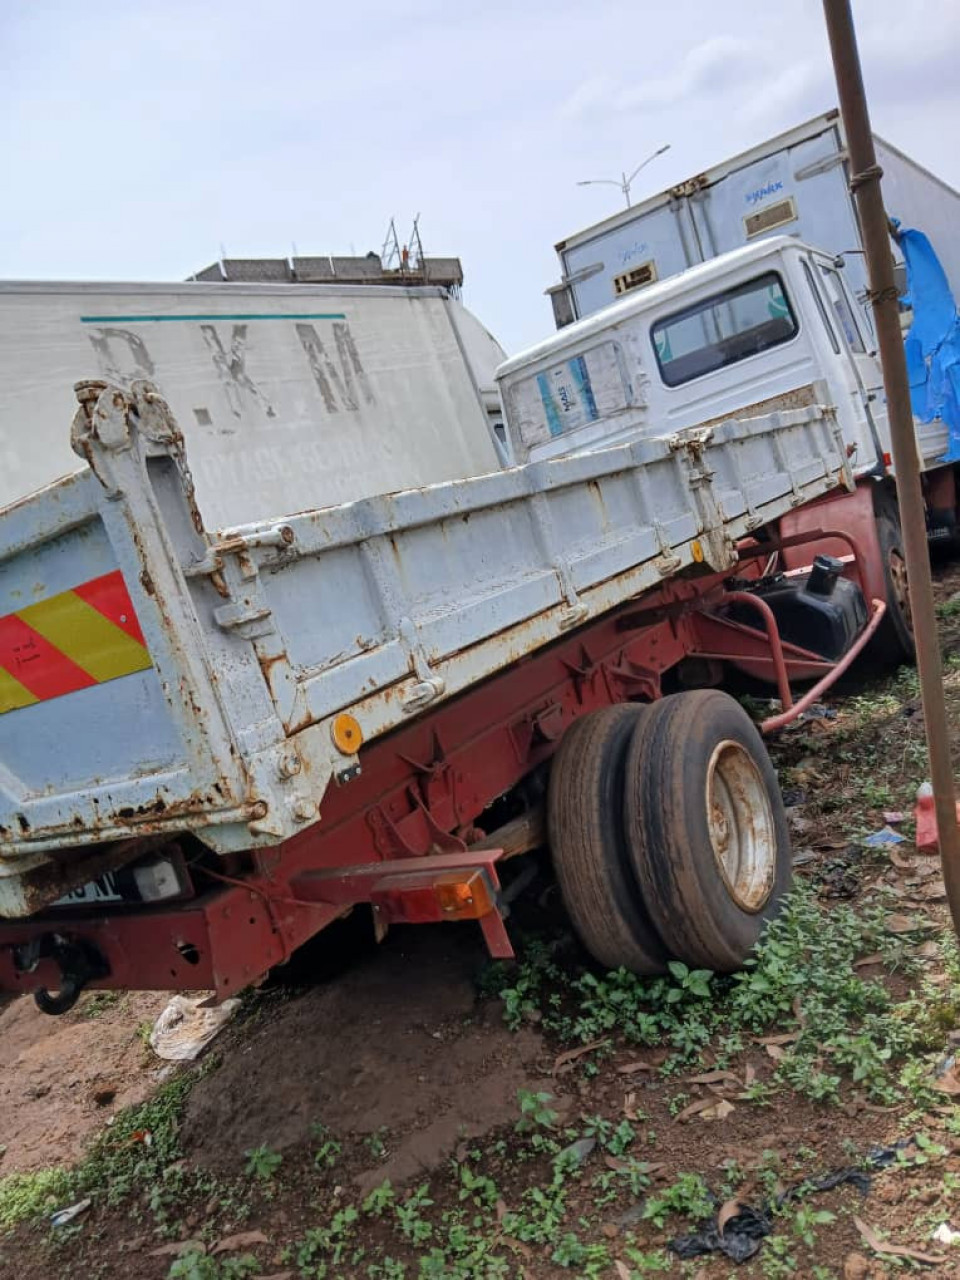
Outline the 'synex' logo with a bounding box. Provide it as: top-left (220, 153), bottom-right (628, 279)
top-left (746, 180), bottom-right (785, 206)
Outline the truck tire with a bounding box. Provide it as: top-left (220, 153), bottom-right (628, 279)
top-left (622, 690), bottom-right (791, 971)
top-left (548, 705), bottom-right (668, 973)
top-left (870, 504), bottom-right (915, 665)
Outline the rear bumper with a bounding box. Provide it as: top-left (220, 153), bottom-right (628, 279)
top-left (0, 885), bottom-right (339, 1003)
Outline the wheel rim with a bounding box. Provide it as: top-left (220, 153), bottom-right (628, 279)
top-left (705, 740), bottom-right (777, 913)
top-left (889, 548), bottom-right (912, 632)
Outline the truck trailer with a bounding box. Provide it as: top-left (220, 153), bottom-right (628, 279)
top-left (3, 227), bottom-right (941, 1013)
top-left (549, 110), bottom-right (960, 335)
top-left (0, 280), bottom-right (509, 527)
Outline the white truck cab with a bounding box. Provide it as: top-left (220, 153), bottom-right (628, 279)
top-left (498, 235), bottom-right (948, 478)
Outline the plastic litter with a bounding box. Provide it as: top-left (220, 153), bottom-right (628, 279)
top-left (863, 826), bottom-right (906, 847)
top-left (50, 1198), bottom-right (92, 1228)
top-left (932, 1222), bottom-right (960, 1245)
top-left (149, 994), bottom-right (242, 1061)
top-left (671, 1204), bottom-right (770, 1263)
top-left (668, 1141), bottom-right (910, 1263)
top-left (915, 780), bottom-right (960, 854)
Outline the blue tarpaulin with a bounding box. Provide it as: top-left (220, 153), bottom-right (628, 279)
top-left (897, 224), bottom-right (960, 462)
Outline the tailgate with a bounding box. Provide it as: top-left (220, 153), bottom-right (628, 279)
top-left (0, 386), bottom-right (267, 910)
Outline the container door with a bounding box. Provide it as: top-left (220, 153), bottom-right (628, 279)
top-left (689, 123), bottom-right (873, 331)
top-left (565, 203), bottom-right (695, 320)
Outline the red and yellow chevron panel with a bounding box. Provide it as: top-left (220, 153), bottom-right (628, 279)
top-left (0, 570), bottom-right (152, 715)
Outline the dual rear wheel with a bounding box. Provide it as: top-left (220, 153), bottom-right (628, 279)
top-left (548, 690), bottom-right (791, 973)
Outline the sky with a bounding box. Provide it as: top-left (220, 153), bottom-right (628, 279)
top-left (2, 0), bottom-right (960, 354)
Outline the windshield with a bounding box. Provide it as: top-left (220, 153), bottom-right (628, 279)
top-left (652, 272), bottom-right (799, 387)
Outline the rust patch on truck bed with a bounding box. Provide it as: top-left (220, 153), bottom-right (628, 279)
top-left (692, 384), bottom-right (818, 433)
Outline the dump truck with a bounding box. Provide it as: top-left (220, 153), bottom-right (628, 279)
top-left (0, 232), bottom-right (945, 1012)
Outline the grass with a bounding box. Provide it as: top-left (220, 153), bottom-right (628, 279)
top-left (491, 884), bottom-right (957, 1110)
top-left (6, 898), bottom-right (957, 1277)
top-left (0, 1060), bottom-right (205, 1233)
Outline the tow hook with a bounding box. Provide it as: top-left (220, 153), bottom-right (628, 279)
top-left (13, 933), bottom-right (110, 1015)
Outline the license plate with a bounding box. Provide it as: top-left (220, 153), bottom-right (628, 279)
top-left (54, 871), bottom-right (127, 908)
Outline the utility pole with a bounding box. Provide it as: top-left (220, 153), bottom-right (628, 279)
top-left (822, 0), bottom-right (960, 936)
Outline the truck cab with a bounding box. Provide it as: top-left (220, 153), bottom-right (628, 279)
top-left (499, 236), bottom-right (949, 479)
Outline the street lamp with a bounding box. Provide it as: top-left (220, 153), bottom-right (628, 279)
top-left (577, 144), bottom-right (671, 208)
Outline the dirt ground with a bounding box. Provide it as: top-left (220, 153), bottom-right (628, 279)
top-left (3, 561), bottom-right (960, 1280)
top-left (0, 991), bottom-right (170, 1173)
top-left (181, 929), bottom-right (548, 1193)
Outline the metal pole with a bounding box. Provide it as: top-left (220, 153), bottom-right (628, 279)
top-left (822, 0), bottom-right (960, 934)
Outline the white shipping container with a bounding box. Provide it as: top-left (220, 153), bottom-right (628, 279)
top-left (0, 281), bottom-right (506, 528)
top-left (553, 110), bottom-right (960, 330)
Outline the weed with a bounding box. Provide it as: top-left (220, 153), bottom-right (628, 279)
top-left (790, 1204), bottom-right (836, 1248)
top-left (641, 1173), bottom-right (713, 1229)
top-left (310, 1123), bottom-right (342, 1171)
top-left (760, 1234), bottom-right (798, 1277)
top-left (289, 1204), bottom-right (361, 1275)
top-left (457, 1165), bottom-right (498, 1209)
top-left (168, 1254), bottom-right (259, 1280)
top-left (243, 1145), bottom-right (282, 1181)
top-left (551, 1231), bottom-right (610, 1275)
top-left (362, 1180), bottom-right (396, 1217)
top-left (0, 1167), bottom-right (73, 1232)
top-left (622, 1246), bottom-right (673, 1275)
top-left (77, 990), bottom-right (124, 1019)
top-left (395, 1183), bottom-right (434, 1245)
top-left (364, 1127), bottom-right (389, 1161)
top-left (514, 1089), bottom-right (558, 1133)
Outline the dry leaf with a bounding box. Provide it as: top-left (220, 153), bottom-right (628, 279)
top-left (765, 1043), bottom-right (786, 1062)
top-left (253, 1273), bottom-right (294, 1280)
top-left (885, 913), bottom-right (926, 933)
top-left (853, 1215), bottom-right (945, 1265)
top-left (600, 1223), bottom-right (619, 1239)
top-left (889, 848), bottom-right (918, 872)
top-left (919, 881), bottom-right (947, 900)
top-left (674, 1096), bottom-right (716, 1123)
top-left (149, 1241), bottom-right (205, 1258)
top-left (917, 941), bottom-right (940, 958)
top-left (853, 953), bottom-right (885, 968)
top-left (212, 1231), bottom-right (269, 1256)
top-left (684, 1069), bottom-right (740, 1086)
top-left (615, 1263), bottom-right (631, 1280)
top-left (717, 1199), bottom-right (743, 1235)
top-left (502, 1237), bottom-right (533, 1260)
top-left (617, 1060), bottom-right (653, 1075)
top-left (495, 1199), bottom-right (508, 1224)
top-left (604, 1155), bottom-right (628, 1172)
top-left (933, 1066), bottom-right (960, 1096)
top-left (700, 1099), bottom-right (736, 1121)
top-left (743, 1064), bottom-right (757, 1087)
top-left (552, 1038), bottom-right (608, 1075)
top-left (756, 1031), bottom-right (800, 1046)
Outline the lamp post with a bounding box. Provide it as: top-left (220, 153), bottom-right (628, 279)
top-left (577, 144), bottom-right (671, 208)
